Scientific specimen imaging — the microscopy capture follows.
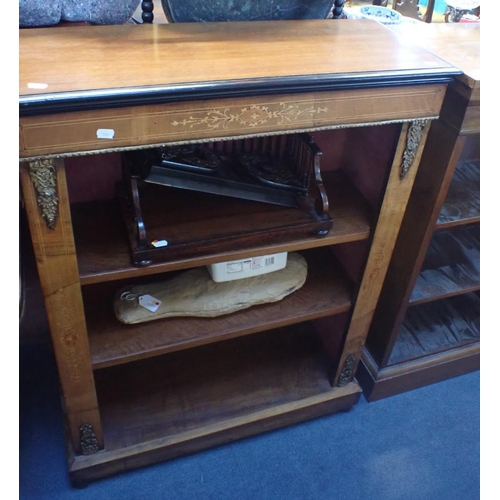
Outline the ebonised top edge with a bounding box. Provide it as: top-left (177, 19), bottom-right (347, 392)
top-left (19, 69), bottom-right (461, 117)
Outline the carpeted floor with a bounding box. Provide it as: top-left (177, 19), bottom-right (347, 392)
top-left (19, 343), bottom-right (479, 500)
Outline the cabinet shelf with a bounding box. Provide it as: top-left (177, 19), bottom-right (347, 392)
top-left (72, 170), bottom-right (372, 285)
top-left (388, 292), bottom-right (480, 366)
top-left (93, 324), bottom-right (350, 449)
top-left (410, 225), bottom-right (479, 305)
top-left (437, 159), bottom-right (480, 229)
top-left (85, 248), bottom-right (353, 369)
top-left (69, 324), bottom-right (361, 482)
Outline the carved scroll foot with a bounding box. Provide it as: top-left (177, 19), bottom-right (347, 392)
top-left (28, 158), bottom-right (59, 229)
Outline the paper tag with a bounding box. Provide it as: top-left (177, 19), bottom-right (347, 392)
top-left (139, 294), bottom-right (162, 313)
top-left (151, 239), bottom-right (169, 248)
top-left (96, 128), bottom-right (115, 139)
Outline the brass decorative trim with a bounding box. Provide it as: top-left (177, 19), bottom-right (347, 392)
top-left (19, 116), bottom-right (438, 163)
top-left (79, 423), bottom-right (99, 455)
top-left (400, 119), bottom-right (428, 180)
top-left (28, 159), bottom-right (58, 229)
top-left (338, 355), bottom-right (356, 387)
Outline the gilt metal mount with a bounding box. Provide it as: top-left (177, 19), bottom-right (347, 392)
top-left (28, 159), bottom-right (58, 229)
top-left (338, 355), bottom-right (356, 387)
top-left (79, 423), bottom-right (99, 455)
top-left (400, 119), bottom-right (428, 180)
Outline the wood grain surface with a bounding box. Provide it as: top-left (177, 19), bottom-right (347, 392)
top-left (358, 22), bottom-right (480, 399)
top-left (19, 85), bottom-right (445, 159)
top-left (72, 170), bottom-right (372, 284)
top-left (333, 119), bottom-right (432, 385)
top-left (85, 248), bottom-right (353, 369)
top-left (19, 20), bottom-right (456, 100)
top-left (68, 324), bottom-right (361, 485)
top-left (437, 159), bottom-right (480, 228)
top-left (19, 160), bottom-right (103, 451)
top-left (365, 89), bottom-right (478, 368)
top-left (358, 340), bottom-right (479, 402)
top-left (18, 17), bottom-right (458, 479)
top-left (388, 22), bottom-right (480, 90)
top-left (410, 225), bottom-right (480, 304)
top-left (92, 325), bottom-right (340, 449)
top-left (388, 292), bottom-right (479, 365)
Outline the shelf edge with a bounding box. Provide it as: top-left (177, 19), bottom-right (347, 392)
top-left (67, 382), bottom-right (361, 483)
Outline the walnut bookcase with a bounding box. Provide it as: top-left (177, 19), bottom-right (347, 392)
top-left (357, 23), bottom-right (480, 401)
top-left (19, 20), bottom-right (457, 485)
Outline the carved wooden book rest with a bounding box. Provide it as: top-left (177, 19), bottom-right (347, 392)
top-left (120, 133), bottom-right (331, 266)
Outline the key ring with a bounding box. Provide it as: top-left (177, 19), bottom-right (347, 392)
top-left (120, 291), bottom-right (142, 301)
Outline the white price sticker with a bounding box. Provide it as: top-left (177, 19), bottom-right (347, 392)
top-left (96, 128), bottom-right (115, 139)
top-left (151, 239), bottom-right (169, 248)
top-left (27, 82), bottom-right (48, 89)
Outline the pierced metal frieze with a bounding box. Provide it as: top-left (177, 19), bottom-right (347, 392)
top-left (79, 423), bottom-right (99, 455)
top-left (400, 119), bottom-right (428, 180)
top-left (28, 159), bottom-right (58, 229)
top-left (338, 355), bottom-right (356, 387)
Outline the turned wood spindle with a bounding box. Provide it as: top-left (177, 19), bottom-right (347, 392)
top-left (331, 0), bottom-right (346, 19)
top-left (141, 1), bottom-right (154, 23)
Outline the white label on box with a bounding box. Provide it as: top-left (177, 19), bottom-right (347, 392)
top-left (252, 256), bottom-right (276, 269)
top-left (252, 257), bottom-right (263, 269)
top-left (227, 259), bottom-right (251, 274)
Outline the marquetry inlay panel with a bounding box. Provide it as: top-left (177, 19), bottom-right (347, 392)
top-left (19, 85), bottom-right (445, 159)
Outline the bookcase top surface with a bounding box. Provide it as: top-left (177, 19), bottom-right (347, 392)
top-left (19, 20), bottom-right (458, 115)
top-left (388, 23), bottom-right (480, 88)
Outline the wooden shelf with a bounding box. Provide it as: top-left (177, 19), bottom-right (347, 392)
top-left (85, 248), bottom-right (353, 369)
top-left (93, 324), bottom-right (348, 448)
top-left (388, 292), bottom-right (480, 366)
top-left (410, 225), bottom-right (479, 305)
top-left (437, 160), bottom-right (480, 229)
top-left (73, 170), bottom-right (372, 285)
top-left (69, 324), bottom-right (362, 483)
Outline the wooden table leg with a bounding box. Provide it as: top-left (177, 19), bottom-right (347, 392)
top-left (19, 158), bottom-right (103, 454)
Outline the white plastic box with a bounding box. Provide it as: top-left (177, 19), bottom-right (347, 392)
top-left (207, 252), bottom-right (288, 283)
